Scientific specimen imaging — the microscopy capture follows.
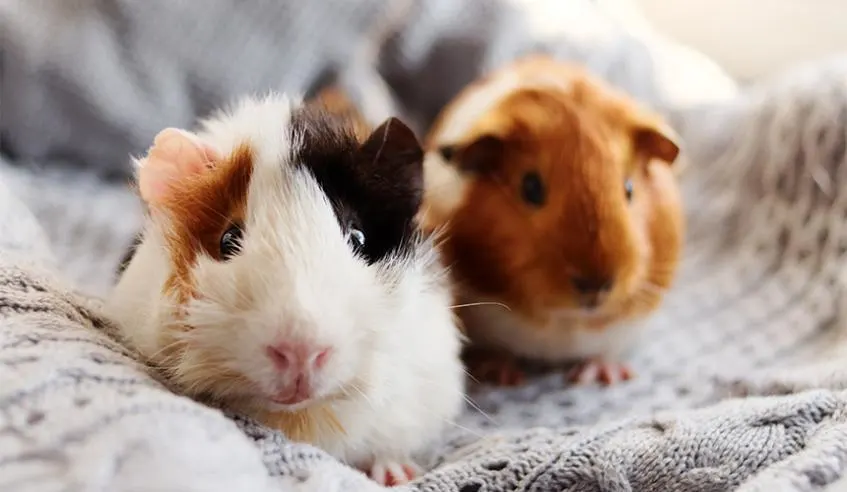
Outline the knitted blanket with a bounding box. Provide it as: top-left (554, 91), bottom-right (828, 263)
top-left (4, 1), bottom-right (847, 491)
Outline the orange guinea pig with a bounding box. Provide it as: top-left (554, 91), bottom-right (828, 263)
top-left (418, 55), bottom-right (684, 386)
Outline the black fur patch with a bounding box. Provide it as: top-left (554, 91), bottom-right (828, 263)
top-left (289, 105), bottom-right (424, 264)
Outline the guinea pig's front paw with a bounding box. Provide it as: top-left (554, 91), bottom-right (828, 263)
top-left (365, 459), bottom-right (419, 486)
top-left (566, 357), bottom-right (634, 386)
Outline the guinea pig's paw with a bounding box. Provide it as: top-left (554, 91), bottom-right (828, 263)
top-left (365, 459), bottom-right (419, 486)
top-left (138, 128), bottom-right (221, 205)
top-left (464, 348), bottom-right (526, 387)
top-left (566, 358), bottom-right (634, 386)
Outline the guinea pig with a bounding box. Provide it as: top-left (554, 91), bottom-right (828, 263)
top-left (418, 55), bottom-right (684, 386)
top-left (105, 93), bottom-right (466, 486)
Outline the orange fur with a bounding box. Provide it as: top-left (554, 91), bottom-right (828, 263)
top-left (157, 143), bottom-right (254, 304)
top-left (423, 55), bottom-right (684, 337)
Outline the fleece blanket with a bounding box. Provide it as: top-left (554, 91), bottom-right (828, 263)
top-left (4, 0), bottom-right (847, 490)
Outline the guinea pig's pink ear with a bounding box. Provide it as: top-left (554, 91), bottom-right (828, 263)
top-left (438, 134), bottom-right (505, 174)
top-left (136, 128), bottom-right (221, 206)
top-left (633, 123), bottom-right (680, 165)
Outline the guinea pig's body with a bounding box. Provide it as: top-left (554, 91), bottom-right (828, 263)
top-left (106, 94), bottom-right (465, 485)
top-left (420, 56), bottom-right (684, 385)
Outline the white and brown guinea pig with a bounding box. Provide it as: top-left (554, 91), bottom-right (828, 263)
top-left (105, 93), bottom-right (465, 486)
top-left (419, 55), bottom-right (684, 387)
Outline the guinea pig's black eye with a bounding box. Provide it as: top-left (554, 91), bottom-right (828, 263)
top-left (219, 225), bottom-right (243, 260)
top-left (347, 227), bottom-right (366, 254)
top-left (521, 171), bottom-right (545, 207)
top-left (624, 179), bottom-right (634, 202)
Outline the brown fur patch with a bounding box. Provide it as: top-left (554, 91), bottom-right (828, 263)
top-left (426, 56), bottom-right (684, 330)
top-left (158, 143), bottom-right (254, 304)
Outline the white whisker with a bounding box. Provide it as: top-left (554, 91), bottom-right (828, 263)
top-left (451, 301), bottom-right (512, 311)
top-left (462, 394), bottom-right (497, 426)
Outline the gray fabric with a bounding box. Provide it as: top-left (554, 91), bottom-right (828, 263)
top-left (0, 0), bottom-right (736, 180)
top-left (0, 0), bottom-right (389, 178)
top-left (0, 158), bottom-right (54, 267)
top-left (4, 0), bottom-right (847, 491)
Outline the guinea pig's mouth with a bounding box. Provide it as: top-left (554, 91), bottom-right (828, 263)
top-left (556, 282), bottom-right (634, 319)
top-left (263, 391), bottom-right (346, 413)
top-left (578, 306), bottom-right (605, 316)
top-left (262, 382), bottom-right (322, 411)
top-left (556, 302), bottom-right (608, 316)
top-left (260, 383), bottom-right (346, 412)
top-left (273, 382), bottom-right (342, 406)
top-left (551, 304), bottom-right (614, 322)
top-left (266, 396), bottom-right (315, 412)
top-left (270, 391), bottom-right (312, 407)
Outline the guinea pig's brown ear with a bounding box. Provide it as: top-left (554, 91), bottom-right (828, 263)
top-left (137, 128), bottom-right (221, 207)
top-left (439, 134), bottom-right (505, 174)
top-left (633, 122), bottom-right (681, 165)
top-left (357, 117), bottom-right (425, 207)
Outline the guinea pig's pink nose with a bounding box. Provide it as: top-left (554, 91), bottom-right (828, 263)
top-left (266, 342), bottom-right (331, 371)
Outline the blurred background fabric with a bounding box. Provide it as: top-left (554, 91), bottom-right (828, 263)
top-left (0, 0), bottom-right (736, 181)
top-left (4, 1), bottom-right (847, 491)
top-left (0, 0), bottom-right (738, 297)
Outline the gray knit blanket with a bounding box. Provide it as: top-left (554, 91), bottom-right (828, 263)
top-left (4, 1), bottom-right (847, 491)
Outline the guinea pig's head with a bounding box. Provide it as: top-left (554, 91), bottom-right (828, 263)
top-left (135, 95), bottom-right (430, 412)
top-left (423, 78), bottom-right (683, 324)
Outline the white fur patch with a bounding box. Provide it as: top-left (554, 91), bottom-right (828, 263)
top-left (461, 300), bottom-right (644, 362)
top-left (420, 151), bottom-right (470, 226)
top-left (195, 93), bottom-right (301, 162)
top-left (436, 71), bottom-right (521, 145)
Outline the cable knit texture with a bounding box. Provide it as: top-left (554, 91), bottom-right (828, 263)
top-left (3, 1), bottom-right (847, 491)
